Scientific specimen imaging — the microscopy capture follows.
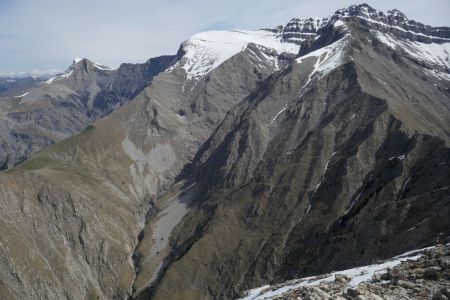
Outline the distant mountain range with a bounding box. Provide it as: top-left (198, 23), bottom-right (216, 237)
top-left (0, 3), bottom-right (449, 300)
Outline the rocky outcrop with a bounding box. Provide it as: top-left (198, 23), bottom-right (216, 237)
top-left (241, 244), bottom-right (450, 299)
top-left (280, 17), bottom-right (327, 44)
top-left (330, 4), bottom-right (450, 41)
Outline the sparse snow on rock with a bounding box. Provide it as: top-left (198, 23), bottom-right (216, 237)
top-left (296, 35), bottom-right (350, 89)
top-left (239, 246), bottom-right (434, 300)
top-left (373, 30), bottom-right (450, 70)
top-left (44, 69), bottom-right (74, 84)
top-left (270, 104), bottom-right (288, 124)
top-left (93, 62), bottom-right (114, 71)
top-left (357, 16), bottom-right (450, 41)
top-left (13, 92), bottom-right (29, 98)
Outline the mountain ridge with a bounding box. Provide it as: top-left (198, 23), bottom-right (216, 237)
top-left (0, 3), bottom-right (449, 300)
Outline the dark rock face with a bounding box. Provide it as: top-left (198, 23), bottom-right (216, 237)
top-left (280, 17), bottom-right (327, 44)
top-left (139, 7), bottom-right (450, 300)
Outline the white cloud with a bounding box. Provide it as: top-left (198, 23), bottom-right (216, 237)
top-left (0, 69), bottom-right (61, 78)
top-left (0, 0), bottom-right (448, 73)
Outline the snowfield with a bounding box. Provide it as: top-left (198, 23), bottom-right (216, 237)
top-left (372, 30), bottom-right (450, 69)
top-left (178, 29), bottom-right (301, 79)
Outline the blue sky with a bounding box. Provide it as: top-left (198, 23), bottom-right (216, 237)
top-left (1, 0), bottom-right (449, 76)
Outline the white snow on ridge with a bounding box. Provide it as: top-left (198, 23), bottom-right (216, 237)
top-left (373, 30), bottom-right (450, 75)
top-left (179, 29), bottom-right (300, 79)
top-left (270, 104), bottom-right (288, 124)
top-left (93, 62), bottom-right (114, 71)
top-left (333, 20), bottom-right (347, 29)
top-left (296, 36), bottom-right (350, 89)
top-left (354, 16), bottom-right (450, 41)
top-left (239, 246), bottom-right (435, 300)
top-left (44, 70), bottom-right (74, 84)
top-left (13, 92), bottom-right (29, 98)
top-left (73, 57), bottom-right (115, 71)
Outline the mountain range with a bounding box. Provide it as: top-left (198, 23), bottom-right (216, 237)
top-left (0, 3), bottom-right (449, 300)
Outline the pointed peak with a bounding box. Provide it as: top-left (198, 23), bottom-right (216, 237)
top-left (73, 57), bottom-right (84, 64)
top-left (387, 9), bottom-right (407, 19)
top-left (333, 3), bottom-right (381, 19)
top-left (70, 57), bottom-right (114, 71)
top-left (326, 3), bottom-right (450, 41)
top-left (71, 57), bottom-right (94, 67)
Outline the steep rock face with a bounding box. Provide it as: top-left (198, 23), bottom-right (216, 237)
top-left (331, 4), bottom-right (450, 41)
top-left (280, 17), bottom-right (327, 44)
top-left (0, 33), bottom-right (290, 300)
top-left (139, 9), bottom-right (450, 300)
top-left (0, 166), bottom-right (140, 300)
top-left (0, 55), bottom-right (177, 170)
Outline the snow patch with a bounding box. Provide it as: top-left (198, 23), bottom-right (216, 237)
top-left (239, 246), bottom-right (434, 300)
top-left (389, 154), bottom-right (405, 161)
top-left (93, 62), bottom-right (114, 71)
top-left (373, 30), bottom-right (450, 70)
top-left (270, 104), bottom-right (288, 124)
top-left (45, 70), bottom-right (74, 84)
top-left (296, 36), bottom-right (350, 90)
top-left (356, 16), bottom-right (450, 41)
top-left (333, 20), bottom-right (347, 29)
top-left (13, 92), bottom-right (29, 98)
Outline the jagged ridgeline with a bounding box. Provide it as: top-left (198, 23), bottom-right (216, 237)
top-left (0, 3), bottom-right (449, 300)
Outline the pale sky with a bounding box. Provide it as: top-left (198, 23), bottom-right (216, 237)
top-left (0, 0), bottom-right (449, 76)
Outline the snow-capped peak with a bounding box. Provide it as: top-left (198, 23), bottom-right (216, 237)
top-left (387, 9), bottom-right (407, 19)
top-left (177, 29), bottom-right (301, 80)
top-left (44, 58), bottom-right (115, 84)
top-left (72, 57), bottom-right (114, 70)
top-left (329, 4), bottom-right (450, 42)
top-left (167, 3), bottom-right (449, 81)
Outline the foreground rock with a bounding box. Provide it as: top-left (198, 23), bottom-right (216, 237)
top-left (240, 244), bottom-right (450, 299)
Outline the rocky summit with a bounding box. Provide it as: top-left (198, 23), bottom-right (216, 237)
top-left (0, 3), bottom-right (449, 300)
